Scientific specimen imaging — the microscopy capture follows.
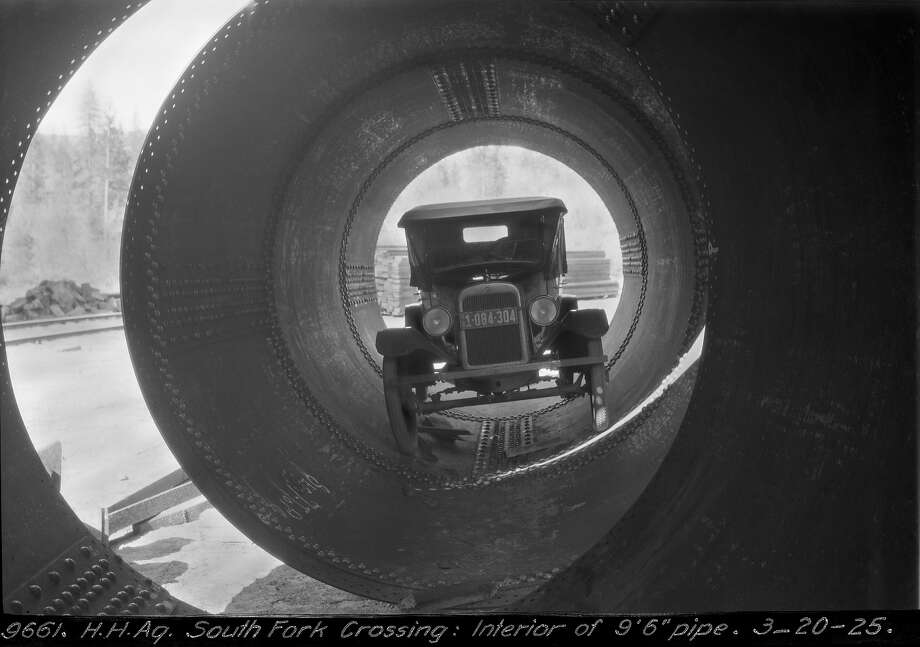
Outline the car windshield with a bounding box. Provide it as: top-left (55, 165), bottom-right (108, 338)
top-left (401, 207), bottom-right (565, 289)
top-left (429, 236), bottom-right (542, 276)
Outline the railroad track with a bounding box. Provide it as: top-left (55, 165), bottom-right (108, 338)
top-left (2, 312), bottom-right (124, 345)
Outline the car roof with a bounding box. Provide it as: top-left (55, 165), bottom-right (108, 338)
top-left (398, 196), bottom-right (566, 227)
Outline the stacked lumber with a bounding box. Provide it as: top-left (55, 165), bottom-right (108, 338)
top-left (375, 249), bottom-right (417, 315)
top-left (562, 250), bottom-right (619, 299)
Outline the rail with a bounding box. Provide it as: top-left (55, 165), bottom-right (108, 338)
top-left (2, 312), bottom-right (124, 345)
top-left (3, 311), bottom-right (123, 329)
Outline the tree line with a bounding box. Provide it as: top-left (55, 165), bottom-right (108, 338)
top-left (1, 97), bottom-right (622, 305)
top-left (1, 84), bottom-right (144, 304)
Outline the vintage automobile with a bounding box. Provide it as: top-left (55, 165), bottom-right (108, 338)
top-left (375, 197), bottom-right (610, 455)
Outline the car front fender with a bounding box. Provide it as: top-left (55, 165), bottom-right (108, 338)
top-left (561, 308), bottom-right (610, 339)
top-left (375, 327), bottom-right (450, 360)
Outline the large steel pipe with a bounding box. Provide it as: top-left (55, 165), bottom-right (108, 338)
top-left (119, 0), bottom-right (706, 606)
top-left (2, 0), bottom-right (915, 614)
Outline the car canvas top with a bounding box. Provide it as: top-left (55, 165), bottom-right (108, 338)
top-left (398, 196), bottom-right (566, 227)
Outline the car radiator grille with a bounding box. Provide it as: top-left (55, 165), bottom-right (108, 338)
top-left (461, 289), bottom-right (524, 366)
top-left (462, 292), bottom-right (517, 312)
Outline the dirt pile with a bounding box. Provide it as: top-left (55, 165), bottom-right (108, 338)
top-left (2, 280), bottom-right (120, 322)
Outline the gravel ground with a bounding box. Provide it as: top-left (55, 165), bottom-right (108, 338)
top-left (6, 327), bottom-right (180, 525)
top-left (4, 326), bottom-right (390, 614)
top-left (225, 566), bottom-right (398, 615)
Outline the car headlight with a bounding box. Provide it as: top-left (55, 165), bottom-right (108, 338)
top-left (529, 296), bottom-right (559, 326)
top-left (422, 306), bottom-right (452, 336)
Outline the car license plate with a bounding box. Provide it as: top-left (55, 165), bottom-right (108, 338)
top-left (460, 307), bottom-right (518, 329)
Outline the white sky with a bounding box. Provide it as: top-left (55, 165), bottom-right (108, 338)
top-left (40, 0), bottom-right (250, 134)
top-left (380, 146), bottom-right (622, 258)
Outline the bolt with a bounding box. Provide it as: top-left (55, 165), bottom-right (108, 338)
top-left (139, 589), bottom-right (151, 599)
top-left (61, 591), bottom-right (74, 604)
top-left (91, 585), bottom-right (103, 595)
top-left (52, 598), bottom-right (66, 611)
top-left (124, 584), bottom-right (136, 595)
top-left (67, 584), bottom-right (81, 595)
top-left (155, 602), bottom-right (168, 613)
top-left (99, 578), bottom-right (111, 589)
top-left (108, 598), bottom-right (123, 609)
top-left (83, 570), bottom-right (96, 583)
top-left (104, 605), bottom-right (116, 613)
top-left (98, 558), bottom-right (110, 570)
top-left (43, 606), bottom-right (56, 614)
top-left (76, 598), bottom-right (89, 609)
top-left (128, 603), bottom-right (139, 613)
top-left (79, 546), bottom-right (92, 558)
top-left (91, 565), bottom-right (104, 577)
top-left (28, 585), bottom-right (42, 598)
top-left (105, 571), bottom-right (117, 581)
top-left (86, 592), bottom-right (97, 601)
top-left (132, 597), bottom-right (146, 608)
top-left (64, 558), bottom-right (76, 570)
top-left (116, 591), bottom-right (129, 602)
top-left (76, 578), bottom-right (88, 589)
top-left (9, 600), bottom-right (23, 613)
top-left (47, 570), bottom-right (62, 584)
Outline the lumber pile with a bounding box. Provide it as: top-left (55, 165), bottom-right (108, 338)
top-left (375, 249), bottom-right (417, 316)
top-left (562, 250), bottom-right (620, 299)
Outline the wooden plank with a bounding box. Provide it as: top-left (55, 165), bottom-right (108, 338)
top-left (107, 467), bottom-right (188, 511)
top-left (104, 480), bottom-right (201, 536)
top-left (37, 441), bottom-right (62, 491)
top-left (100, 507), bottom-right (109, 542)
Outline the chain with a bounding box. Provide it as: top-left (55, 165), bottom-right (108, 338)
top-left (576, 1), bottom-right (710, 355)
top-left (338, 121), bottom-right (458, 379)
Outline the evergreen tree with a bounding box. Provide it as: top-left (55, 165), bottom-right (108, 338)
top-left (1, 80), bottom-right (147, 302)
top-left (22, 135), bottom-right (47, 202)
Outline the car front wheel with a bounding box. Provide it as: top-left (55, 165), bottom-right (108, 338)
top-left (585, 340), bottom-right (608, 433)
top-left (382, 357), bottom-right (419, 455)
